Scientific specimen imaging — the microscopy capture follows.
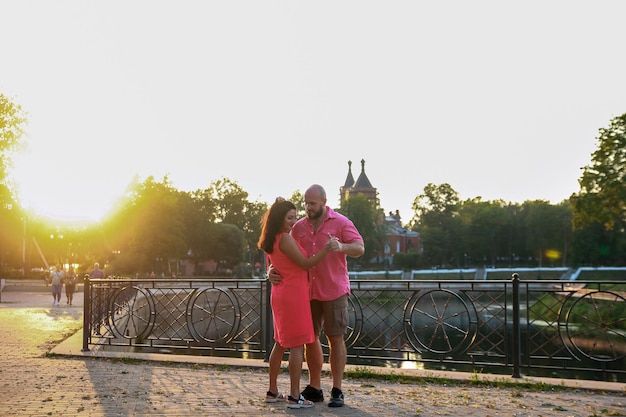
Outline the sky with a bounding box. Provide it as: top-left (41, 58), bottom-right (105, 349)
top-left (3, 1), bottom-right (626, 225)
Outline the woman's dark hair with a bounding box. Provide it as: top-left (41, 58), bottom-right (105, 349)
top-left (257, 198), bottom-right (297, 253)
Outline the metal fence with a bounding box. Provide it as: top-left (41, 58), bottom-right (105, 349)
top-left (82, 275), bottom-right (626, 382)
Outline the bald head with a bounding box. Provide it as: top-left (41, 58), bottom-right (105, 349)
top-left (304, 184), bottom-right (327, 221)
top-left (305, 184), bottom-right (326, 200)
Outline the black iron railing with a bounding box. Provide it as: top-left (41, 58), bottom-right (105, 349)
top-left (82, 275), bottom-right (626, 382)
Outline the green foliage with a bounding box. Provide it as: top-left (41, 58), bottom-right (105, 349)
top-left (0, 94), bottom-right (27, 187)
top-left (288, 190), bottom-right (306, 218)
top-left (344, 366), bottom-right (567, 391)
top-left (210, 223), bottom-right (246, 269)
top-left (338, 194), bottom-right (381, 264)
top-left (4, 111), bottom-right (626, 274)
top-left (570, 113), bottom-right (626, 265)
top-left (409, 183), bottom-right (461, 267)
top-left (408, 183), bottom-right (575, 269)
top-left (102, 177), bottom-right (187, 274)
top-left (531, 291), bottom-right (626, 331)
top-left (575, 269), bottom-right (626, 280)
top-left (393, 251), bottom-right (422, 269)
top-left (572, 113), bottom-right (626, 231)
top-left (0, 95), bottom-right (28, 274)
top-left (404, 113), bottom-right (626, 268)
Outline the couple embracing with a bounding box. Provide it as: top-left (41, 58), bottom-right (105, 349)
top-left (258, 184), bottom-right (364, 409)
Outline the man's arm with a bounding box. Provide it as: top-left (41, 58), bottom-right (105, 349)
top-left (328, 238), bottom-right (364, 258)
top-left (267, 265), bottom-right (282, 285)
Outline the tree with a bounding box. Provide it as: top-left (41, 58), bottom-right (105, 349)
top-left (572, 113), bottom-right (626, 231)
top-left (289, 190), bottom-right (306, 218)
top-left (0, 94), bottom-right (27, 275)
top-left (410, 183), bottom-right (460, 224)
top-left (459, 198), bottom-right (510, 268)
top-left (211, 223), bottom-right (245, 271)
top-left (104, 176), bottom-right (187, 275)
top-left (0, 94), bottom-right (27, 191)
top-left (243, 199), bottom-right (268, 272)
top-left (571, 113), bottom-right (626, 265)
top-left (520, 200), bottom-right (570, 267)
top-left (338, 194), bottom-right (380, 266)
top-left (207, 178), bottom-right (249, 227)
top-left (410, 183), bottom-right (461, 267)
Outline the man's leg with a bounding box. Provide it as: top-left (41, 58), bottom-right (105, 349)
top-left (304, 337), bottom-right (323, 389)
top-left (327, 334), bottom-right (347, 391)
top-left (301, 300), bottom-right (325, 402)
top-left (325, 294), bottom-right (348, 407)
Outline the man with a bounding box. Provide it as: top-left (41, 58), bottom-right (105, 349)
top-left (50, 264), bottom-right (65, 306)
top-left (269, 184), bottom-right (364, 407)
top-left (89, 262), bottom-right (105, 278)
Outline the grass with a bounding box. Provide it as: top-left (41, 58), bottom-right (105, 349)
top-left (343, 366), bottom-right (571, 392)
top-left (49, 355), bottom-right (611, 395)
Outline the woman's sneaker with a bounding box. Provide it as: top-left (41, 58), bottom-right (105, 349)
top-left (287, 394), bottom-right (314, 409)
top-left (328, 387), bottom-right (344, 407)
top-left (300, 385), bottom-right (324, 402)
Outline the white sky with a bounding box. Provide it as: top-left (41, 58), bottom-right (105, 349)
top-left (3, 1), bottom-right (626, 225)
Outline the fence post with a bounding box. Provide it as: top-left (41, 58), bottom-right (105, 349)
top-left (82, 276), bottom-right (91, 352)
top-left (511, 273), bottom-right (521, 378)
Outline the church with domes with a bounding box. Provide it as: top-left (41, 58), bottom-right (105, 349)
top-left (339, 159), bottom-right (421, 264)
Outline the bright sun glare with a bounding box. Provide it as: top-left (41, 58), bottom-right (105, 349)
top-left (13, 162), bottom-right (122, 225)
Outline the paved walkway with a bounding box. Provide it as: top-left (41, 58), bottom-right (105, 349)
top-left (0, 283), bottom-right (624, 416)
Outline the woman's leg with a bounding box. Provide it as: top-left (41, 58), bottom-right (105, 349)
top-left (288, 345), bottom-right (304, 398)
top-left (268, 342), bottom-right (285, 395)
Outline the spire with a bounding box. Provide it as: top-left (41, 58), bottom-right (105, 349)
top-left (354, 159), bottom-right (373, 189)
top-left (343, 160), bottom-right (355, 188)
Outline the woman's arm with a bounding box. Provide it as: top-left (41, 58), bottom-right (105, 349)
top-left (279, 233), bottom-right (330, 270)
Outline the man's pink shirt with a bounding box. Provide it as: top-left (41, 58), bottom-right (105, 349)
top-left (291, 206), bottom-right (363, 301)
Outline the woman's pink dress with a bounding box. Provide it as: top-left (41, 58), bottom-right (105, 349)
top-left (268, 233), bottom-right (314, 348)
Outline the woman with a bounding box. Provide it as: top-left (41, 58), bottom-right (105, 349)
top-left (258, 198), bottom-right (335, 409)
top-left (65, 266), bottom-right (77, 305)
top-left (49, 264), bottom-right (64, 306)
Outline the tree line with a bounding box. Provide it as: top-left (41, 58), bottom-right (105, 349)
top-left (1, 93), bottom-right (625, 277)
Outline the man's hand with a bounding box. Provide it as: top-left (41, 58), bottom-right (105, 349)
top-left (267, 266), bottom-right (282, 285)
top-left (326, 233), bottom-right (365, 258)
top-left (326, 233), bottom-right (342, 252)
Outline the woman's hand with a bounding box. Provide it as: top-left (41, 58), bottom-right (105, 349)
top-left (325, 233), bottom-right (341, 252)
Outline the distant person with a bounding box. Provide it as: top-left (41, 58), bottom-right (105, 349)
top-left (64, 266), bottom-right (77, 305)
top-left (258, 197), bottom-right (336, 409)
top-left (50, 264), bottom-right (65, 306)
top-left (268, 184), bottom-right (364, 408)
top-left (89, 262), bottom-right (105, 279)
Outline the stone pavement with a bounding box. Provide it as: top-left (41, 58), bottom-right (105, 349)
top-left (0, 283), bottom-right (624, 416)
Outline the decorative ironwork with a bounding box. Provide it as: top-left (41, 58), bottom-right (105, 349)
top-left (404, 289), bottom-right (478, 354)
top-left (109, 286), bottom-right (154, 339)
top-left (561, 289), bottom-right (626, 362)
top-left (188, 288), bottom-right (240, 343)
top-left (83, 277), bottom-right (626, 382)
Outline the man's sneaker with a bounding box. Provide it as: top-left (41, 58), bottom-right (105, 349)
top-left (300, 385), bottom-right (324, 402)
top-left (328, 387), bottom-right (344, 407)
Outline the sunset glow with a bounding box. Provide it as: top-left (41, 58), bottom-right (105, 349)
top-left (4, 1), bottom-right (626, 225)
